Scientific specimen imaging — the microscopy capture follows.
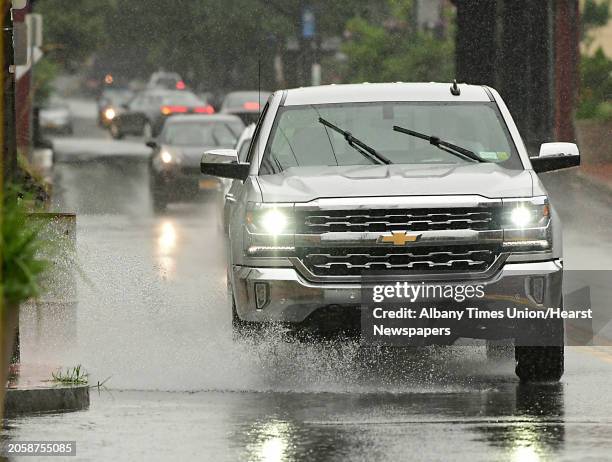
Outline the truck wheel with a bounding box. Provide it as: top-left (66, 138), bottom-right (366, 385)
top-left (515, 317), bottom-right (564, 382)
top-left (515, 345), bottom-right (564, 382)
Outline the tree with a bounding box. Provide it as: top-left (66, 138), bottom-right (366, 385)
top-left (34, 0), bottom-right (108, 71)
top-left (341, 0), bottom-right (455, 84)
top-left (577, 0), bottom-right (612, 120)
top-left (34, 0), bottom-right (374, 91)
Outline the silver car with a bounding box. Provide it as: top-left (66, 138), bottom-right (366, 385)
top-left (39, 98), bottom-right (73, 135)
top-left (201, 82), bottom-right (580, 382)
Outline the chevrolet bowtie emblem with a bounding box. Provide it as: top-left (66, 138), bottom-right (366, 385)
top-left (378, 231), bottom-right (421, 246)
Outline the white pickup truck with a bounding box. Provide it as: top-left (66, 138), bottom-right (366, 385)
top-left (201, 82), bottom-right (580, 382)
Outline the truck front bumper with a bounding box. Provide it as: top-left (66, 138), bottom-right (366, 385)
top-left (232, 260), bottom-right (563, 329)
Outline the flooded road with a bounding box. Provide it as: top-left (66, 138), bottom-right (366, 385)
top-left (5, 109), bottom-right (612, 460)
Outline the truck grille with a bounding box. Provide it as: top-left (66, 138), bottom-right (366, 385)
top-left (297, 207), bottom-right (498, 234)
top-left (298, 245), bottom-right (500, 277)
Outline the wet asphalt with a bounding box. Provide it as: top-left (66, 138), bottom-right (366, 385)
top-left (3, 101), bottom-right (612, 461)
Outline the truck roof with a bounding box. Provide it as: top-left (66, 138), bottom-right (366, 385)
top-left (282, 82), bottom-right (491, 106)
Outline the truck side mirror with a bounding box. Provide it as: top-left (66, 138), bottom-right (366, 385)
top-left (530, 142), bottom-right (580, 173)
top-left (201, 149), bottom-right (250, 181)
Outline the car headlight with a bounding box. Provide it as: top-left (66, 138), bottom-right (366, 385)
top-left (154, 147), bottom-right (183, 167)
top-left (104, 107), bottom-right (116, 120)
top-left (245, 203), bottom-right (295, 257)
top-left (502, 197), bottom-right (551, 251)
top-left (161, 150), bottom-right (174, 164)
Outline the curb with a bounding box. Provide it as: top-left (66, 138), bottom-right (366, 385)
top-left (4, 385), bottom-right (89, 416)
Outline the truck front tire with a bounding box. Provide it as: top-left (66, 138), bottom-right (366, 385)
top-left (515, 345), bottom-right (564, 382)
top-left (514, 316), bottom-right (564, 382)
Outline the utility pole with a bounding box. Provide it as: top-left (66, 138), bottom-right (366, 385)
top-left (2, 0), bottom-right (15, 184)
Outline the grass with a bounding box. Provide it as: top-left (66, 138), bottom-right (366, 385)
top-left (51, 365), bottom-right (88, 386)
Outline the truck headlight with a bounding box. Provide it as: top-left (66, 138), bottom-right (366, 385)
top-left (247, 206), bottom-right (294, 235)
top-left (510, 206), bottom-right (532, 228)
top-left (502, 196), bottom-right (551, 251)
top-left (245, 203), bottom-right (295, 257)
top-left (259, 209), bottom-right (289, 235)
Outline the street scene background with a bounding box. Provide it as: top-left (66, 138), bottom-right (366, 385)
top-left (2, 1), bottom-right (612, 460)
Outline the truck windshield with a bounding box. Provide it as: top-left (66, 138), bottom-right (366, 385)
top-left (261, 102), bottom-right (522, 173)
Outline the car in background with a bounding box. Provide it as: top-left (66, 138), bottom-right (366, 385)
top-left (147, 71), bottom-right (186, 91)
top-left (39, 97), bottom-right (73, 135)
top-left (220, 91), bottom-right (270, 124)
top-left (97, 87), bottom-right (133, 128)
top-left (218, 123), bottom-right (255, 232)
top-left (147, 114), bottom-right (244, 211)
top-left (109, 89), bottom-right (215, 139)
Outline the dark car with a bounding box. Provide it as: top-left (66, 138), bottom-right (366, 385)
top-left (220, 91), bottom-right (271, 124)
top-left (97, 87), bottom-right (133, 128)
top-left (109, 90), bottom-right (214, 139)
top-left (147, 114), bottom-right (244, 211)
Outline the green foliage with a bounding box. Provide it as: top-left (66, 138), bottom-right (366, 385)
top-left (51, 365), bottom-right (88, 385)
top-left (341, 1), bottom-right (454, 83)
top-left (581, 0), bottom-right (611, 52)
top-left (577, 48), bottom-right (612, 120)
top-left (583, 0), bottom-right (611, 33)
top-left (34, 0), bottom-right (373, 90)
top-left (1, 188), bottom-right (50, 306)
top-left (33, 57), bottom-right (59, 105)
top-left (34, 0), bottom-right (108, 71)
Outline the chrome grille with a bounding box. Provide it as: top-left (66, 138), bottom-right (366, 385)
top-left (297, 207), bottom-right (499, 234)
top-left (298, 245), bottom-right (499, 277)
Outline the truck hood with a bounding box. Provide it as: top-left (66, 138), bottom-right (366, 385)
top-left (257, 163), bottom-right (533, 203)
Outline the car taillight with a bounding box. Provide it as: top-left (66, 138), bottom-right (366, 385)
top-left (243, 101), bottom-right (260, 110)
top-left (176, 80), bottom-right (186, 90)
top-left (161, 105), bottom-right (188, 115)
top-left (194, 105), bottom-right (215, 114)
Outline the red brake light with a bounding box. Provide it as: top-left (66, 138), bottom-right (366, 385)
top-left (243, 101), bottom-right (260, 110)
top-left (176, 80), bottom-right (186, 90)
top-left (194, 105), bottom-right (215, 114)
top-left (161, 105), bottom-right (188, 115)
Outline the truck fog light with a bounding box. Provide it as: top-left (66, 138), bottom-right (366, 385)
top-left (255, 282), bottom-right (270, 310)
top-left (529, 277), bottom-right (545, 304)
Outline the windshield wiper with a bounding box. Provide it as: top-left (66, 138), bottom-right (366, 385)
top-left (318, 117), bottom-right (392, 165)
top-left (393, 125), bottom-right (485, 163)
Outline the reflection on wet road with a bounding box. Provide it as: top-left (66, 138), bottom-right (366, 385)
top-left (6, 118), bottom-right (612, 460)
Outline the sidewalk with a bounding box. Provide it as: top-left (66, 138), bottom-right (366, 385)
top-left (5, 364), bottom-right (89, 416)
